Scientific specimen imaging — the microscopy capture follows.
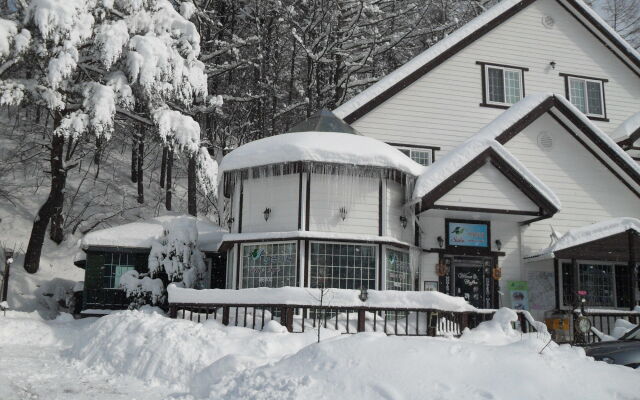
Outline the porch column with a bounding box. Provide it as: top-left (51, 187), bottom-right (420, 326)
top-left (629, 230), bottom-right (638, 310)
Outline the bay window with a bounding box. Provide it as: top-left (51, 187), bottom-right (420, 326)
top-left (309, 242), bottom-right (377, 290)
top-left (241, 242), bottom-right (297, 288)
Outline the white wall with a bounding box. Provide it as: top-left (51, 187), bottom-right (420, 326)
top-left (434, 164), bottom-right (539, 212)
top-left (386, 179), bottom-right (415, 243)
top-left (351, 0), bottom-right (640, 153)
top-left (505, 114), bottom-right (640, 253)
top-left (241, 174), bottom-right (300, 233)
top-left (308, 173), bottom-right (380, 235)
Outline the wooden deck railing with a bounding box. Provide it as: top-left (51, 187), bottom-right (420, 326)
top-left (574, 309), bottom-right (640, 343)
top-left (168, 303), bottom-right (537, 337)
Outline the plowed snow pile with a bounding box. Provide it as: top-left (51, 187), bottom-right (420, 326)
top-left (0, 308), bottom-right (638, 400)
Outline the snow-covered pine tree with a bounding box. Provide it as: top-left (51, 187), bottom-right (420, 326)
top-left (0, 0), bottom-right (219, 273)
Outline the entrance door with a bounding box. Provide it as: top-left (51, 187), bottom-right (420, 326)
top-left (209, 253), bottom-right (227, 289)
top-left (450, 256), bottom-right (492, 309)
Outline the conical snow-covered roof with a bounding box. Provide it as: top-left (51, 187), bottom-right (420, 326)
top-left (288, 109), bottom-right (360, 135)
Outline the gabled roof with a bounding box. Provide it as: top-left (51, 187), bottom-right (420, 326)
top-left (411, 137), bottom-right (561, 218)
top-left (614, 111), bottom-right (640, 148)
top-left (410, 93), bottom-right (640, 213)
top-left (288, 109), bottom-right (360, 135)
top-left (334, 0), bottom-right (640, 123)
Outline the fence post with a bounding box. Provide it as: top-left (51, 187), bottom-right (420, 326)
top-left (519, 312), bottom-right (529, 333)
top-left (281, 306), bottom-right (293, 332)
top-left (427, 311), bottom-right (437, 337)
top-left (168, 304), bottom-right (177, 319)
top-left (460, 313), bottom-right (469, 332)
top-left (222, 306), bottom-right (230, 326)
top-left (357, 309), bottom-right (366, 332)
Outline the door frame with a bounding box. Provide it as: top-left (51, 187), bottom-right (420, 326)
top-left (440, 253), bottom-right (498, 309)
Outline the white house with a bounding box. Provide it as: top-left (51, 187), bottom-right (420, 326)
top-left (218, 0), bottom-right (640, 321)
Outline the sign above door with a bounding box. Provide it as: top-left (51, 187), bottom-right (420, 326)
top-left (446, 220), bottom-right (489, 249)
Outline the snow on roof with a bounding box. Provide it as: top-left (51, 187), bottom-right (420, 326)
top-left (219, 131), bottom-right (425, 176)
top-left (527, 217), bottom-right (640, 259)
top-left (334, 0), bottom-right (640, 121)
top-left (612, 111), bottom-right (640, 143)
top-left (81, 215), bottom-right (226, 252)
top-left (167, 285), bottom-right (479, 311)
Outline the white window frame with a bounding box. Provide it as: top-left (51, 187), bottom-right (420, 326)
top-left (239, 240), bottom-right (298, 289)
top-left (567, 77), bottom-right (605, 119)
top-left (396, 147), bottom-right (433, 166)
top-left (484, 65), bottom-right (524, 106)
top-left (307, 241), bottom-right (379, 289)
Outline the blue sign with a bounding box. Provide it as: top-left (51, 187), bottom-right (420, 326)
top-left (447, 222), bottom-right (489, 248)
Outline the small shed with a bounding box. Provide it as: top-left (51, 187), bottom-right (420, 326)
top-left (78, 215), bottom-right (226, 313)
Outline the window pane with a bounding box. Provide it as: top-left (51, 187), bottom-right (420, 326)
top-left (487, 68), bottom-right (505, 103)
top-left (309, 242), bottom-right (376, 291)
top-left (504, 70), bottom-right (522, 104)
top-left (409, 150), bottom-right (431, 166)
top-left (569, 79), bottom-right (586, 113)
top-left (586, 81), bottom-right (603, 116)
top-left (579, 263), bottom-right (615, 307)
top-left (386, 248), bottom-right (411, 291)
top-left (242, 242), bottom-right (297, 288)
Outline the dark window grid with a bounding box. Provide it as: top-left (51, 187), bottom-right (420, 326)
top-left (310, 242), bottom-right (376, 290)
top-left (241, 242), bottom-right (297, 288)
top-left (579, 264), bottom-right (615, 308)
top-left (102, 252), bottom-right (135, 289)
top-left (386, 248), bottom-right (411, 291)
top-left (487, 67), bottom-right (505, 103)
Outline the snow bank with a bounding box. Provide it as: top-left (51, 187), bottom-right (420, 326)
top-left (219, 131), bottom-right (425, 176)
top-left (529, 217), bottom-right (640, 259)
top-left (66, 308), bottom-right (338, 387)
top-left (168, 285), bottom-right (478, 311)
top-left (81, 214), bottom-right (226, 252)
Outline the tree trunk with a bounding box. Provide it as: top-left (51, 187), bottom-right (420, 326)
top-left (160, 146), bottom-right (168, 189)
top-left (165, 148), bottom-right (173, 211)
top-left (187, 153), bottom-right (197, 216)
top-left (24, 125), bottom-right (66, 273)
top-left (131, 136), bottom-right (138, 183)
top-left (137, 126), bottom-right (144, 204)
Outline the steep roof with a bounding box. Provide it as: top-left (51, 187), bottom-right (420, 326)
top-left (334, 0), bottom-right (640, 123)
top-left (614, 111), bottom-right (640, 148)
top-left (410, 93), bottom-right (640, 211)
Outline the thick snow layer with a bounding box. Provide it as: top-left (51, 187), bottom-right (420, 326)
top-left (333, 0), bottom-right (522, 119)
top-left (529, 217), bottom-right (640, 259)
top-left (219, 131), bottom-right (425, 176)
top-left (221, 230), bottom-right (413, 249)
top-left (613, 111), bottom-right (640, 142)
top-left (2, 309), bottom-right (639, 399)
top-left (81, 214), bottom-right (226, 252)
top-left (168, 285), bottom-right (479, 312)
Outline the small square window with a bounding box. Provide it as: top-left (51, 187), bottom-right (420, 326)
top-left (567, 77), bottom-right (605, 118)
top-left (484, 65), bottom-right (523, 106)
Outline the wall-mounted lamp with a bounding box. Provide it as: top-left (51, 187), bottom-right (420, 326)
top-left (263, 207), bottom-right (271, 221)
top-left (437, 236), bottom-right (444, 249)
top-left (399, 215), bottom-right (408, 229)
top-left (226, 217), bottom-right (235, 230)
top-left (339, 207), bottom-right (347, 221)
top-left (495, 239), bottom-right (502, 251)
top-left (549, 61), bottom-right (556, 69)
top-left (359, 287), bottom-right (368, 302)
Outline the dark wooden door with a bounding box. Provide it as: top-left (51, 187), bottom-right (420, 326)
top-left (210, 252), bottom-right (227, 289)
top-left (452, 257), bottom-right (487, 309)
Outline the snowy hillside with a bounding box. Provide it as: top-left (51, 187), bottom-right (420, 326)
top-left (0, 308), bottom-right (638, 399)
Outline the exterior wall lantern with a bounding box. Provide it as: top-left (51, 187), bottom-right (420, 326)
top-left (436, 236), bottom-right (444, 249)
top-left (495, 239), bottom-right (502, 251)
top-left (263, 207), bottom-right (271, 221)
top-left (359, 287), bottom-right (368, 302)
top-left (399, 215), bottom-right (408, 229)
top-left (549, 60), bottom-right (556, 69)
top-left (339, 207), bottom-right (347, 221)
top-left (226, 217), bottom-right (235, 230)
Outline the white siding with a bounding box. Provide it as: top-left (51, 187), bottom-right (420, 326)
top-left (386, 179), bottom-right (414, 243)
top-left (504, 114), bottom-right (640, 253)
top-left (434, 163), bottom-right (539, 212)
top-left (351, 0), bottom-right (640, 153)
top-left (241, 174), bottom-right (299, 233)
top-left (308, 174), bottom-right (380, 235)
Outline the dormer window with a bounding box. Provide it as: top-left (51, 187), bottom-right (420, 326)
top-left (561, 74), bottom-right (608, 121)
top-left (477, 62), bottom-right (527, 109)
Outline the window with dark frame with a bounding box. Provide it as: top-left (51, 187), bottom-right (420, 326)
top-left (561, 261), bottom-right (630, 308)
top-left (561, 73), bottom-right (608, 120)
top-left (477, 62), bottom-right (527, 108)
top-left (102, 252), bottom-right (136, 289)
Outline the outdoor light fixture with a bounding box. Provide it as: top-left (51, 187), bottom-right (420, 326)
top-left (226, 217), bottom-right (235, 230)
top-left (437, 236), bottom-right (444, 248)
top-left (339, 207), bottom-right (347, 221)
top-left (263, 207), bottom-right (271, 221)
top-left (549, 60), bottom-right (556, 69)
top-left (399, 215), bottom-right (408, 229)
top-left (495, 239), bottom-right (502, 251)
top-left (359, 287), bottom-right (368, 302)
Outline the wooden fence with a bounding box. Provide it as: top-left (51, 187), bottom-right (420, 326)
top-left (575, 309), bottom-right (640, 343)
top-left (168, 303), bottom-right (538, 337)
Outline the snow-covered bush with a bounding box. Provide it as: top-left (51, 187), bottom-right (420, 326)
top-left (119, 270), bottom-right (165, 308)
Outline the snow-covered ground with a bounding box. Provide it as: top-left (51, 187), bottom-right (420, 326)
top-left (0, 308), bottom-right (638, 400)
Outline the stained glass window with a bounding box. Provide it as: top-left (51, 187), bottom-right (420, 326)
top-left (241, 242), bottom-right (297, 288)
top-left (385, 248), bottom-right (411, 291)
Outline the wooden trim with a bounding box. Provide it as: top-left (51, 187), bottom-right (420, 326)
top-left (495, 96), bottom-right (556, 143)
top-left (476, 61), bottom-right (529, 71)
top-left (554, 258), bottom-right (560, 310)
top-left (237, 179), bottom-right (244, 234)
top-left (629, 230), bottom-right (637, 309)
top-left (479, 103), bottom-right (511, 110)
top-left (378, 179), bottom-right (383, 236)
top-left (305, 172), bottom-right (311, 231)
top-left (342, 0), bottom-right (536, 123)
top-left (430, 205), bottom-right (540, 216)
top-left (235, 244), bottom-right (241, 289)
top-left (220, 236), bottom-right (412, 251)
top-left (425, 247), bottom-right (506, 257)
top-left (386, 142), bottom-right (441, 150)
top-left (378, 244), bottom-right (383, 290)
top-left (297, 172), bottom-right (303, 230)
top-left (559, 72), bottom-right (609, 82)
top-left (304, 240), bottom-right (310, 288)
